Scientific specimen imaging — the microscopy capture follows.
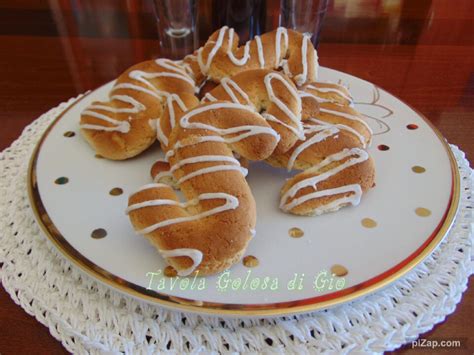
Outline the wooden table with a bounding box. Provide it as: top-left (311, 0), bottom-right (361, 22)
top-left (0, 0), bottom-right (472, 353)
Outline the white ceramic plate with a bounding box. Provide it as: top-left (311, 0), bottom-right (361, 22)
top-left (29, 67), bottom-right (459, 317)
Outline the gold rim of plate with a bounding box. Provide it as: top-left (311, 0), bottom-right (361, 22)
top-left (27, 78), bottom-right (461, 317)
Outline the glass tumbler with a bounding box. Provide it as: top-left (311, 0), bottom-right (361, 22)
top-left (153, 0), bottom-right (199, 59)
top-left (279, 0), bottom-right (329, 48)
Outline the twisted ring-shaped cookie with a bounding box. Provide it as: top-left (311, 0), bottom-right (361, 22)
top-left (126, 101), bottom-right (280, 276)
top-left (81, 26), bottom-right (376, 275)
top-left (153, 69), bottom-right (303, 187)
top-left (204, 73), bottom-right (376, 216)
top-left (189, 69), bottom-right (301, 153)
top-left (185, 26), bottom-right (318, 88)
top-left (80, 59), bottom-right (195, 160)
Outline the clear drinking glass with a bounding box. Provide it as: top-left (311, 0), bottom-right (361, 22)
top-left (153, 0), bottom-right (199, 59)
top-left (214, 0), bottom-right (266, 41)
top-left (279, 0), bottom-right (329, 48)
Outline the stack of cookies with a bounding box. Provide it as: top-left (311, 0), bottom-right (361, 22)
top-left (80, 27), bottom-right (375, 276)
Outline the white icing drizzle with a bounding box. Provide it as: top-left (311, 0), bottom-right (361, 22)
top-left (306, 84), bottom-right (353, 103)
top-left (91, 95), bottom-right (145, 113)
top-left (293, 34), bottom-right (310, 86)
top-left (148, 119), bottom-right (158, 131)
top-left (202, 93), bottom-right (217, 102)
top-left (287, 124), bottom-right (339, 170)
top-left (275, 27), bottom-right (289, 67)
top-left (178, 56), bottom-right (197, 80)
top-left (298, 89), bottom-right (331, 104)
top-left (182, 62), bottom-right (195, 79)
top-left (127, 95), bottom-right (283, 277)
top-left (82, 59), bottom-right (195, 133)
top-left (164, 58), bottom-right (201, 94)
top-left (262, 113), bottom-right (304, 138)
top-left (135, 183), bottom-right (170, 193)
top-left (254, 35), bottom-right (265, 68)
top-left (287, 184), bottom-right (363, 216)
top-left (159, 248), bottom-right (203, 276)
top-left (80, 110), bottom-right (131, 133)
top-left (81, 92), bottom-right (148, 133)
top-left (197, 26), bottom-right (228, 73)
top-left (196, 26), bottom-right (317, 89)
top-left (157, 154), bottom-right (248, 185)
top-left (280, 148), bottom-right (369, 212)
top-left (227, 28), bottom-right (251, 66)
top-left (313, 49), bottom-right (319, 80)
top-left (161, 103), bottom-right (278, 182)
top-left (127, 191), bottom-right (240, 275)
top-left (282, 59), bottom-right (291, 78)
top-left (127, 196), bottom-right (182, 212)
top-left (250, 229), bottom-right (256, 238)
top-left (153, 170), bottom-right (174, 183)
top-left (156, 117), bottom-right (169, 147)
top-left (171, 154), bottom-right (243, 173)
top-left (263, 73), bottom-right (304, 139)
top-left (153, 102), bottom-right (278, 209)
top-left (156, 94), bottom-right (189, 147)
top-left (166, 94), bottom-right (188, 130)
top-left (155, 58), bottom-right (193, 80)
top-left (147, 101), bottom-right (279, 240)
top-left (308, 117), bottom-right (367, 147)
top-left (198, 26), bottom-right (285, 71)
top-left (127, 192), bottom-right (239, 234)
top-left (220, 77), bottom-right (253, 106)
top-left (318, 107), bottom-right (373, 135)
top-left (179, 102), bottom-right (280, 142)
top-left (197, 26), bottom-right (254, 75)
top-left (204, 73), bottom-right (303, 139)
top-left (165, 135), bottom-right (227, 161)
top-left (127, 58), bottom-right (195, 94)
top-left (129, 70), bottom-right (195, 89)
top-left (177, 164), bottom-right (248, 184)
top-left (166, 133), bottom-right (277, 164)
top-left (156, 58), bottom-right (182, 70)
top-left (112, 83), bottom-right (163, 99)
top-left (196, 78), bottom-right (206, 90)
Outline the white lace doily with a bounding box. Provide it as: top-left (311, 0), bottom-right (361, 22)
top-left (1, 97), bottom-right (473, 354)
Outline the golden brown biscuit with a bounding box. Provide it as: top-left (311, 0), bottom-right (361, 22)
top-left (269, 85), bottom-right (375, 215)
top-left (182, 51), bottom-right (206, 88)
top-left (127, 101), bottom-right (279, 276)
top-left (197, 26), bottom-right (318, 87)
top-left (156, 92), bottom-right (200, 149)
top-left (300, 81), bottom-right (353, 106)
top-left (280, 148), bottom-right (375, 216)
top-left (203, 69), bottom-right (303, 154)
top-left (80, 59), bottom-right (196, 160)
top-left (200, 76), bottom-right (376, 216)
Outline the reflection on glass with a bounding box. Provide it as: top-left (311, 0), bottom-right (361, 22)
top-left (196, 0), bottom-right (266, 45)
top-left (279, 0), bottom-right (329, 47)
top-left (153, 0), bottom-right (198, 59)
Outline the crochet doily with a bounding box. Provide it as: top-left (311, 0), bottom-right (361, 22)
top-left (1, 97), bottom-right (473, 354)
